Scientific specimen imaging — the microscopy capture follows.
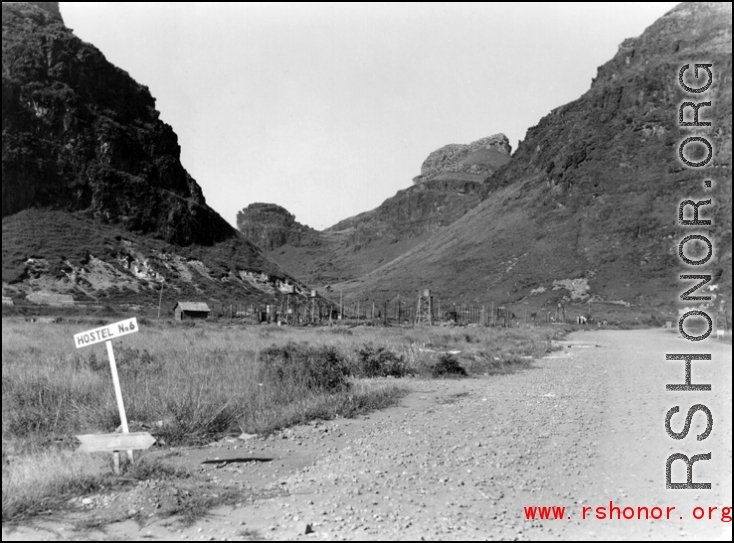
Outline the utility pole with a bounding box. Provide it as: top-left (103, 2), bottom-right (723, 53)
top-left (157, 281), bottom-right (165, 319)
top-left (588, 299), bottom-right (592, 321)
top-left (311, 290), bottom-right (316, 323)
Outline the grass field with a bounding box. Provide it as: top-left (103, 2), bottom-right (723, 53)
top-left (2, 318), bottom-right (567, 522)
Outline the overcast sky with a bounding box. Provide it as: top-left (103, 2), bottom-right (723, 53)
top-left (61, 2), bottom-right (679, 230)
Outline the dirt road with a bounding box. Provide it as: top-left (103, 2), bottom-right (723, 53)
top-left (4, 329), bottom-right (731, 541)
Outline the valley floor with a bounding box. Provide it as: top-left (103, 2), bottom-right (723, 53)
top-left (3, 329), bottom-right (731, 541)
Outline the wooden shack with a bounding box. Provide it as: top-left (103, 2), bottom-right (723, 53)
top-left (174, 302), bottom-right (211, 321)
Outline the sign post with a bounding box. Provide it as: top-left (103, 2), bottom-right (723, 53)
top-left (105, 337), bottom-right (132, 462)
top-left (73, 317), bottom-right (154, 473)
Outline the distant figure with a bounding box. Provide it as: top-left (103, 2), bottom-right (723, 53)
top-left (717, 329), bottom-right (725, 339)
top-left (577, 316), bottom-right (587, 325)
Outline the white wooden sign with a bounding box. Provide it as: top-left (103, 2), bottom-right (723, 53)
top-left (77, 432), bottom-right (156, 453)
top-left (73, 317), bottom-right (138, 348)
top-left (73, 317), bottom-right (140, 472)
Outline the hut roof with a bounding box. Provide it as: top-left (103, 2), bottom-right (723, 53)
top-left (175, 302), bottom-right (211, 312)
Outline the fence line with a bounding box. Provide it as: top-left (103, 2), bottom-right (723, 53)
top-left (207, 297), bottom-right (555, 327)
top-left (5, 295), bottom-right (731, 331)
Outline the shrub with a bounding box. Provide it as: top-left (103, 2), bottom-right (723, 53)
top-left (258, 342), bottom-right (350, 392)
top-left (431, 354), bottom-right (467, 378)
top-left (158, 397), bottom-right (240, 445)
top-left (646, 313), bottom-right (664, 327)
top-left (356, 345), bottom-right (414, 378)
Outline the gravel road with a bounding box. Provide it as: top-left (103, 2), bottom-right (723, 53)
top-left (4, 329), bottom-right (731, 541)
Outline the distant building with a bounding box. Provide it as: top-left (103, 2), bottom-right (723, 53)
top-left (174, 302), bottom-right (211, 321)
top-left (2, 297), bottom-right (14, 306)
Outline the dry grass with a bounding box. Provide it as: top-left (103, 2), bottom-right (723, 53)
top-left (2, 318), bottom-right (565, 522)
top-left (1, 450), bottom-right (109, 521)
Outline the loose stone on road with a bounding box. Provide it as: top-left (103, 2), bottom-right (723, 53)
top-left (3, 330), bottom-right (731, 541)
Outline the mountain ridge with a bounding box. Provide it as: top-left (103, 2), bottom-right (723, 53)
top-left (237, 134), bottom-right (512, 286)
top-left (2, 1), bottom-right (234, 246)
top-left (329, 1), bottom-right (732, 316)
top-left (2, 2), bottom-right (310, 306)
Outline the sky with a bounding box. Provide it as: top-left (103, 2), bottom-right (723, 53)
top-left (61, 2), bottom-right (680, 230)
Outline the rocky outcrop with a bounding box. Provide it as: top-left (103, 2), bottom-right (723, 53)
top-left (2, 2), bottom-right (234, 246)
top-left (2, 207), bottom-right (312, 305)
top-left (413, 133), bottom-right (512, 185)
top-left (236, 203), bottom-right (319, 250)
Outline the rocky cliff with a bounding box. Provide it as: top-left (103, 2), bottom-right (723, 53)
top-left (2, 2), bottom-right (232, 246)
top-left (236, 204), bottom-right (320, 251)
top-left (2, 2), bottom-right (308, 306)
top-left (334, 2), bottom-right (732, 316)
top-left (413, 133), bottom-right (512, 185)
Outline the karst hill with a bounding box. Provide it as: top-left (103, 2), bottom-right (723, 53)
top-left (2, 2), bottom-right (309, 307)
